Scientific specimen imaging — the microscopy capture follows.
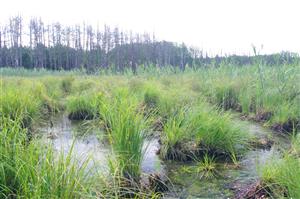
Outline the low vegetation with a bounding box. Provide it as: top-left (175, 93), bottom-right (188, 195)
top-left (0, 64), bottom-right (299, 198)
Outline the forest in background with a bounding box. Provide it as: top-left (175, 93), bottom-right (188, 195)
top-left (0, 16), bottom-right (299, 72)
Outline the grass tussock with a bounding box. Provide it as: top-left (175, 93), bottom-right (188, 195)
top-left (159, 101), bottom-right (250, 162)
top-left (0, 118), bottom-right (97, 198)
top-left (66, 92), bottom-right (103, 120)
top-left (100, 89), bottom-right (150, 181)
top-left (261, 155), bottom-right (300, 198)
top-left (0, 64), bottom-right (298, 198)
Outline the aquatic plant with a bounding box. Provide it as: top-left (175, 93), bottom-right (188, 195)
top-left (192, 102), bottom-right (249, 163)
top-left (144, 86), bottom-right (161, 109)
top-left (61, 76), bottom-right (74, 94)
top-left (195, 154), bottom-right (218, 179)
top-left (261, 155), bottom-right (300, 198)
top-left (0, 118), bottom-right (96, 198)
top-left (0, 87), bottom-right (41, 128)
top-left (100, 89), bottom-right (150, 181)
top-left (66, 92), bottom-right (103, 120)
top-left (159, 107), bottom-right (191, 160)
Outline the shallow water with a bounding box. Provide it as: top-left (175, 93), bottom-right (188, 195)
top-left (39, 114), bottom-right (164, 175)
top-left (163, 121), bottom-right (288, 199)
top-left (39, 115), bottom-right (289, 199)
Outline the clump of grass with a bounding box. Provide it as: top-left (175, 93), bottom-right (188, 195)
top-left (195, 154), bottom-right (218, 179)
top-left (192, 102), bottom-right (249, 162)
top-left (290, 134), bottom-right (300, 156)
top-left (66, 92), bottom-right (103, 120)
top-left (159, 100), bottom-right (249, 163)
top-left (144, 86), bottom-right (160, 109)
top-left (158, 91), bottom-right (189, 120)
top-left (238, 87), bottom-right (256, 114)
top-left (214, 82), bottom-right (240, 111)
top-left (32, 82), bottom-right (62, 114)
top-left (261, 155), bottom-right (300, 198)
top-left (100, 89), bottom-right (150, 181)
top-left (128, 77), bottom-right (145, 93)
top-left (159, 107), bottom-right (191, 161)
top-left (0, 117), bottom-right (96, 198)
top-left (61, 76), bottom-right (74, 94)
top-left (0, 88), bottom-right (41, 128)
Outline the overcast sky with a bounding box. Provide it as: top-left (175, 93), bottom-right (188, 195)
top-left (1, 0), bottom-right (300, 55)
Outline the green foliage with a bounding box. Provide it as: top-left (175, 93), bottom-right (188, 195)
top-left (195, 154), bottom-right (218, 179)
top-left (0, 64), bottom-right (299, 198)
top-left (214, 82), bottom-right (240, 110)
top-left (144, 86), bottom-right (161, 109)
top-left (159, 107), bottom-right (190, 160)
top-left (0, 87), bottom-right (41, 128)
top-left (191, 102), bottom-right (249, 162)
top-left (261, 155), bottom-right (300, 198)
top-left (61, 76), bottom-right (74, 94)
top-left (100, 89), bottom-right (150, 180)
top-left (0, 118), bottom-right (96, 198)
top-left (160, 101), bottom-right (250, 162)
top-left (66, 92), bottom-right (103, 120)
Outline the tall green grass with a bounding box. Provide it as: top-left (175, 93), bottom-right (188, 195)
top-left (159, 107), bottom-right (190, 160)
top-left (66, 92), bottom-right (103, 120)
top-left (100, 89), bottom-right (150, 181)
top-left (160, 101), bottom-right (250, 162)
top-left (191, 102), bottom-right (249, 162)
top-left (196, 65), bottom-right (300, 132)
top-left (0, 117), bottom-right (96, 198)
top-left (261, 155), bottom-right (300, 198)
top-left (0, 87), bottom-right (41, 128)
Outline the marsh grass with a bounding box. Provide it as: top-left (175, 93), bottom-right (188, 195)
top-left (0, 88), bottom-right (41, 128)
top-left (100, 89), bottom-right (150, 181)
top-left (194, 154), bottom-right (219, 179)
top-left (61, 76), bottom-right (74, 94)
top-left (160, 101), bottom-right (250, 162)
top-left (144, 86), bottom-right (161, 109)
top-left (260, 132), bottom-right (300, 198)
top-left (197, 65), bottom-right (300, 132)
top-left (66, 92), bottom-right (103, 120)
top-left (191, 103), bottom-right (249, 163)
top-left (0, 118), bottom-right (97, 198)
top-left (1, 65), bottom-right (299, 198)
top-left (290, 133), bottom-right (300, 156)
top-left (261, 155), bottom-right (300, 198)
top-left (159, 107), bottom-right (191, 160)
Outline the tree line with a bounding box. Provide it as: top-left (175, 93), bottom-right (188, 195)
top-left (0, 16), bottom-right (299, 72)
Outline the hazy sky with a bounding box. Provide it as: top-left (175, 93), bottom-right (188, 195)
top-left (1, 0), bottom-right (300, 55)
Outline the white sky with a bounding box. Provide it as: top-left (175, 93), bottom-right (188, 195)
top-left (1, 0), bottom-right (300, 55)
